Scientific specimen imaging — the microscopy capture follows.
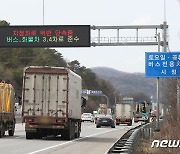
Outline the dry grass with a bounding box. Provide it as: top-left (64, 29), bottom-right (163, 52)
top-left (134, 118), bottom-right (180, 154)
top-left (134, 138), bottom-right (159, 154)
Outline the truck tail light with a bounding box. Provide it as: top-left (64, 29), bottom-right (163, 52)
top-left (26, 118), bottom-right (34, 122)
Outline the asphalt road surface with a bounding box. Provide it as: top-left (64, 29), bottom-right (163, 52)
top-left (0, 122), bottom-right (140, 154)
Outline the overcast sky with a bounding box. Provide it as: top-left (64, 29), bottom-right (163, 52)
top-left (0, 0), bottom-right (180, 73)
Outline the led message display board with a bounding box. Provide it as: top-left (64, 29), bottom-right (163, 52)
top-left (0, 25), bottom-right (90, 47)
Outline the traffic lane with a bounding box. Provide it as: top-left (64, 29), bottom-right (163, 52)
top-left (1, 123), bottom-right (115, 154)
top-left (0, 122), bottom-right (139, 154)
top-left (81, 122), bottom-right (136, 138)
top-left (34, 127), bottom-right (127, 154)
top-left (28, 122), bottom-right (140, 154)
top-left (0, 126), bottom-right (72, 154)
top-left (28, 123), bottom-right (137, 154)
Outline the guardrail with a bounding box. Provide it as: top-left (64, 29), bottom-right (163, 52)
top-left (107, 121), bottom-right (159, 154)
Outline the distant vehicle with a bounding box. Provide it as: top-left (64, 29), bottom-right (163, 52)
top-left (93, 110), bottom-right (98, 117)
top-left (115, 97), bottom-right (134, 126)
top-left (115, 103), bottom-right (133, 126)
top-left (81, 113), bottom-right (94, 122)
top-left (22, 66), bottom-right (85, 140)
top-left (97, 104), bottom-right (111, 115)
top-left (0, 82), bottom-right (16, 138)
top-left (96, 114), bottom-right (115, 128)
top-left (134, 101), bottom-right (151, 123)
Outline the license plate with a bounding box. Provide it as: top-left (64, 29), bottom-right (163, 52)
top-left (103, 120), bottom-right (107, 122)
top-left (40, 118), bottom-right (49, 124)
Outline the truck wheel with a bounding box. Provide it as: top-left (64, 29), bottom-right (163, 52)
top-left (62, 120), bottom-right (75, 140)
top-left (75, 126), bottom-right (80, 138)
top-left (8, 129), bottom-right (15, 136)
top-left (128, 121), bottom-right (132, 126)
top-left (9, 120), bottom-right (15, 136)
top-left (61, 129), bottom-right (71, 140)
top-left (0, 125), bottom-right (5, 137)
top-left (26, 132), bottom-right (33, 139)
top-left (0, 131), bottom-right (3, 138)
top-left (75, 122), bottom-right (81, 138)
top-left (75, 131), bottom-right (80, 138)
top-left (96, 125), bottom-right (100, 128)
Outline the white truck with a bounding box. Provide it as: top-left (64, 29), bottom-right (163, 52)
top-left (115, 97), bottom-right (133, 126)
top-left (22, 66), bottom-right (84, 140)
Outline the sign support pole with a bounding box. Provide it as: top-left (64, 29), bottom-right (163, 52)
top-left (177, 78), bottom-right (180, 121)
top-left (162, 21), bottom-right (168, 119)
top-left (155, 33), bottom-right (161, 131)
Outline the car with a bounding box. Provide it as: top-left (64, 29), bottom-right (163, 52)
top-left (96, 114), bottom-right (115, 128)
top-left (81, 113), bottom-right (94, 122)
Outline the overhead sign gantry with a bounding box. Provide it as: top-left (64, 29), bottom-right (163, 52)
top-left (0, 22), bottom-right (168, 48)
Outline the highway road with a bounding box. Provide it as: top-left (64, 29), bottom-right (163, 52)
top-left (0, 122), bottom-right (140, 154)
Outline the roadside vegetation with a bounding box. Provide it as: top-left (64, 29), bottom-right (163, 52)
top-left (135, 119), bottom-right (180, 154)
top-left (135, 78), bottom-right (180, 154)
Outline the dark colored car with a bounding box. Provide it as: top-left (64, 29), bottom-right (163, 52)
top-left (96, 114), bottom-right (115, 128)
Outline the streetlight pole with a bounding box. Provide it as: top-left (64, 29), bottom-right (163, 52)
top-left (43, 0), bottom-right (45, 25)
top-left (114, 92), bottom-right (117, 105)
top-left (102, 94), bottom-right (109, 108)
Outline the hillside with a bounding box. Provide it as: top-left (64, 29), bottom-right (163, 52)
top-left (91, 67), bottom-right (156, 98)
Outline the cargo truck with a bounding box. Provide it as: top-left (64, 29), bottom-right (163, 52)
top-left (115, 97), bottom-right (133, 126)
top-left (133, 101), bottom-right (151, 123)
top-left (22, 66), bottom-right (84, 140)
top-left (0, 82), bottom-right (15, 137)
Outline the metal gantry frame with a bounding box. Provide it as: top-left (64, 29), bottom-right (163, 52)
top-left (91, 22), bottom-right (168, 47)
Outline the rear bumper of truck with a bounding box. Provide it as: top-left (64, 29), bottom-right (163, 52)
top-left (24, 116), bottom-right (66, 131)
top-left (116, 118), bottom-right (132, 125)
top-left (25, 123), bottom-right (66, 131)
top-left (0, 113), bottom-right (15, 130)
top-left (134, 116), bottom-right (149, 122)
top-left (24, 116), bottom-right (81, 132)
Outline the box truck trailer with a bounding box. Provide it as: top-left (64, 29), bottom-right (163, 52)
top-left (22, 66), bottom-right (84, 140)
top-left (115, 98), bottom-right (133, 126)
